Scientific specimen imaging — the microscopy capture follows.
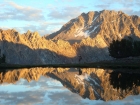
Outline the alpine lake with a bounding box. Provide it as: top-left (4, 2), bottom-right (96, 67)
top-left (0, 67), bottom-right (140, 105)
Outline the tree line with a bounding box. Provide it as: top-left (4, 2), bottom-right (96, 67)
top-left (108, 37), bottom-right (140, 58)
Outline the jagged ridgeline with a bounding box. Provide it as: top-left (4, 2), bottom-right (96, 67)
top-left (46, 10), bottom-right (140, 43)
top-left (0, 10), bottom-right (140, 64)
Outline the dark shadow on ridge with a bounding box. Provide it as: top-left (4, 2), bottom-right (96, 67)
top-left (0, 40), bottom-right (108, 65)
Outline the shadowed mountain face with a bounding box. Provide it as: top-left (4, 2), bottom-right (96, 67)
top-left (0, 68), bottom-right (140, 101)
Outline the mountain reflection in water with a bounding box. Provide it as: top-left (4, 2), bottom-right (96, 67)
top-left (0, 68), bottom-right (140, 105)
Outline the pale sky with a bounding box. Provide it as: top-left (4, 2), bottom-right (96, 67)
top-left (0, 0), bottom-right (140, 36)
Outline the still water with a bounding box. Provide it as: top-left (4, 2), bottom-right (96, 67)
top-left (0, 67), bottom-right (140, 105)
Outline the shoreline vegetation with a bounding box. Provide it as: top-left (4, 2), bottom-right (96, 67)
top-left (0, 57), bottom-right (140, 70)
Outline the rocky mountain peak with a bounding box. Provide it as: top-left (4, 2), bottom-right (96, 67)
top-left (24, 30), bottom-right (40, 41)
top-left (46, 10), bottom-right (140, 45)
top-left (26, 30), bottom-right (31, 35)
top-left (11, 29), bottom-right (17, 32)
top-left (0, 29), bottom-right (20, 42)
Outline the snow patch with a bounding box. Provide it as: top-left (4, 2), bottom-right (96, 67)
top-left (85, 30), bottom-right (90, 35)
top-left (87, 76), bottom-right (100, 86)
top-left (75, 73), bottom-right (89, 84)
top-left (92, 15), bottom-right (99, 23)
top-left (75, 73), bottom-right (99, 86)
top-left (88, 25), bottom-right (100, 34)
top-left (84, 24), bottom-right (100, 36)
top-left (89, 25), bottom-right (92, 28)
top-left (75, 28), bottom-right (89, 38)
top-left (91, 87), bottom-right (100, 97)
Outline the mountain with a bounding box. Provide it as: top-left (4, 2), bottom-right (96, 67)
top-left (0, 29), bottom-right (111, 64)
top-left (0, 10), bottom-right (140, 64)
top-left (46, 10), bottom-right (140, 44)
top-left (1, 68), bottom-right (140, 101)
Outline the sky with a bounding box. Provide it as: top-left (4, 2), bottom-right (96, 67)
top-left (0, 0), bottom-right (140, 36)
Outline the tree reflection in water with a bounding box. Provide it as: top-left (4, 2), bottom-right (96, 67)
top-left (109, 71), bottom-right (140, 94)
